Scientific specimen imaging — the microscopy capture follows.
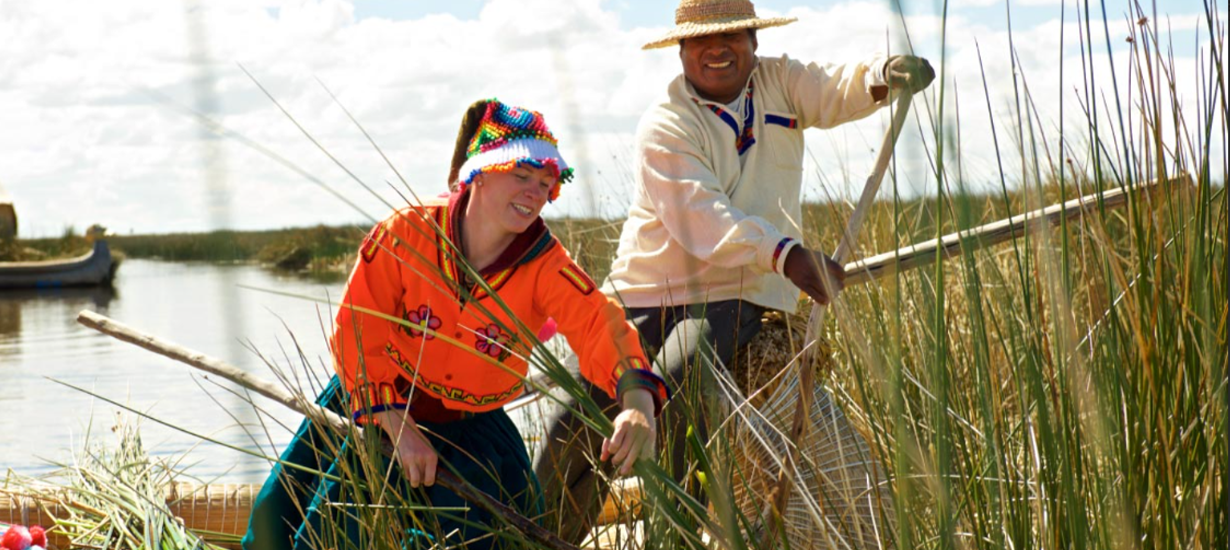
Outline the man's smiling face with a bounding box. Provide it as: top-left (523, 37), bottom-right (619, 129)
top-left (679, 30), bottom-right (758, 104)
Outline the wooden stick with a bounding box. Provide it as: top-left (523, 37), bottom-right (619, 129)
top-left (763, 91), bottom-right (913, 547)
top-left (839, 174), bottom-right (1180, 286)
top-left (75, 310), bottom-right (583, 550)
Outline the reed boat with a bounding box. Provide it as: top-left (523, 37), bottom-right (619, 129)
top-left (1, 479), bottom-right (642, 550)
top-left (0, 239), bottom-right (117, 289)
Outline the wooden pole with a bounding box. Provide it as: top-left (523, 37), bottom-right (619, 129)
top-left (762, 91), bottom-right (913, 546)
top-left (839, 175), bottom-right (1179, 286)
top-left (75, 311), bottom-right (583, 550)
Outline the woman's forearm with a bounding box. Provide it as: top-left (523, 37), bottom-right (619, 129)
top-left (374, 408), bottom-right (415, 438)
top-left (620, 387), bottom-right (656, 418)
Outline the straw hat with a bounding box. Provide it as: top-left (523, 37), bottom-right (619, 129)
top-left (642, 0), bottom-right (797, 50)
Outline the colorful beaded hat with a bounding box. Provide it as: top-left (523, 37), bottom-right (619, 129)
top-left (642, 0), bottom-right (796, 50)
top-left (455, 100), bottom-right (574, 202)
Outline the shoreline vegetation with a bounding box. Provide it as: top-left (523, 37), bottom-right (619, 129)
top-left (5, 181), bottom-right (1204, 284)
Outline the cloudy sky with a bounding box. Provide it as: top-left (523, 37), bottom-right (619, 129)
top-left (0, 0), bottom-right (1222, 236)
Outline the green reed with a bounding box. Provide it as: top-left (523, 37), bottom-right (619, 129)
top-left (805, 2), bottom-right (1227, 549)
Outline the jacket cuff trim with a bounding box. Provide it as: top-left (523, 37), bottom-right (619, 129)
top-left (616, 368), bottom-right (672, 417)
top-left (351, 382), bottom-right (408, 425)
top-left (772, 237), bottom-right (797, 274)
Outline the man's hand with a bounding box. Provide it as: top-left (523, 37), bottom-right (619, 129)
top-left (783, 246), bottom-right (846, 306)
top-left (885, 55), bottom-right (935, 93)
top-left (375, 409), bottom-right (438, 487)
top-left (602, 388), bottom-right (657, 476)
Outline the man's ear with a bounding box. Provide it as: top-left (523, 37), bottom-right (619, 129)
top-left (750, 32), bottom-right (759, 52)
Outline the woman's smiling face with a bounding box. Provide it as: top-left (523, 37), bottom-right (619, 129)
top-left (472, 164), bottom-right (556, 236)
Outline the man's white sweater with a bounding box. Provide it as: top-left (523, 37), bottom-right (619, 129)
top-left (604, 54), bottom-right (892, 313)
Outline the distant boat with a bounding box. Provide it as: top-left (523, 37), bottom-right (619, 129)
top-left (0, 180), bottom-right (15, 240)
top-left (0, 238), bottom-right (117, 289)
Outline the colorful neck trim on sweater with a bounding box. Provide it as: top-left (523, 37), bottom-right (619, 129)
top-left (692, 80), bottom-right (756, 156)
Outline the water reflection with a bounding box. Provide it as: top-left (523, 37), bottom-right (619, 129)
top-left (0, 260), bottom-right (338, 483)
top-left (0, 285), bottom-right (116, 313)
top-left (0, 286), bottom-right (115, 356)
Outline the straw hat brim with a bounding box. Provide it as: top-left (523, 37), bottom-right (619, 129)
top-left (642, 16), bottom-right (797, 50)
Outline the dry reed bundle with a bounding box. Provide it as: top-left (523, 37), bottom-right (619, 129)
top-left (715, 306), bottom-right (895, 549)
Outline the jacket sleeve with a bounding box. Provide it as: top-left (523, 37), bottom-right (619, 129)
top-left (636, 110), bottom-right (796, 275)
top-left (332, 216), bottom-right (412, 424)
top-left (537, 250), bottom-right (669, 414)
top-left (775, 54), bottom-right (892, 130)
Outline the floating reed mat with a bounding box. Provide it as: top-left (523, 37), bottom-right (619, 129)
top-left (1, 412), bottom-right (250, 550)
top-left (2, 478), bottom-right (636, 550)
top-left (2, 481), bottom-right (256, 550)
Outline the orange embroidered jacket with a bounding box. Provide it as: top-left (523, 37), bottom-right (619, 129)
top-left (332, 192), bottom-right (655, 421)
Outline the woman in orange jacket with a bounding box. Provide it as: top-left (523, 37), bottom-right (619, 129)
top-left (243, 99), bottom-right (668, 550)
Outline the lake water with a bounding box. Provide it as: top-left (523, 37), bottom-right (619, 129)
top-left (0, 259), bottom-right (356, 483)
top-left (0, 259), bottom-right (559, 485)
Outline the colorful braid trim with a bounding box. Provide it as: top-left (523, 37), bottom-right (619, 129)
top-left (692, 80), bottom-right (757, 156)
top-left (765, 113), bottom-right (798, 128)
top-left (558, 263), bottom-right (597, 296)
top-left (460, 158), bottom-right (575, 202)
top-left (350, 381), bottom-right (408, 424)
top-left (772, 237), bottom-right (794, 273)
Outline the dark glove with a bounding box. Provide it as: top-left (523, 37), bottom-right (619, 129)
top-left (884, 55), bottom-right (935, 93)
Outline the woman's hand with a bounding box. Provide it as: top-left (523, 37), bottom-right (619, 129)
top-left (375, 409), bottom-right (438, 487)
top-left (602, 388), bottom-right (657, 476)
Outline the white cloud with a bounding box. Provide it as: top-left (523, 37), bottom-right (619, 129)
top-left (0, 0), bottom-right (1221, 236)
top-left (951, 0), bottom-right (1001, 7)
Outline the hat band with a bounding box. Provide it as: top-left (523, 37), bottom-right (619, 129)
top-left (459, 138), bottom-right (568, 182)
top-left (676, 1), bottom-right (756, 24)
top-left (458, 138), bottom-right (572, 202)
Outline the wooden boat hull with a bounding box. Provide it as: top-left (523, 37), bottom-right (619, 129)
top-left (0, 240), bottom-right (116, 289)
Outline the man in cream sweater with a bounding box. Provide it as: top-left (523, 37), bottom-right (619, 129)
top-left (536, 0), bottom-right (934, 542)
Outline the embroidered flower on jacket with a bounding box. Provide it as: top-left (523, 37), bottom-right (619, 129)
top-left (475, 323), bottom-right (512, 361)
top-left (403, 305), bottom-right (441, 339)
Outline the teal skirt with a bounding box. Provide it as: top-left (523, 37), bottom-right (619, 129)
top-left (242, 376), bottom-right (543, 550)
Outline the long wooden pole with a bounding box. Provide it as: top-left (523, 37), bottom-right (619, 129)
top-left (839, 174), bottom-right (1176, 286)
top-left (762, 91), bottom-right (913, 545)
top-left (75, 310), bottom-right (583, 550)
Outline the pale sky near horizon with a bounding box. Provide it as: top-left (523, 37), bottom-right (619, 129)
top-left (0, 0), bottom-right (1222, 237)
